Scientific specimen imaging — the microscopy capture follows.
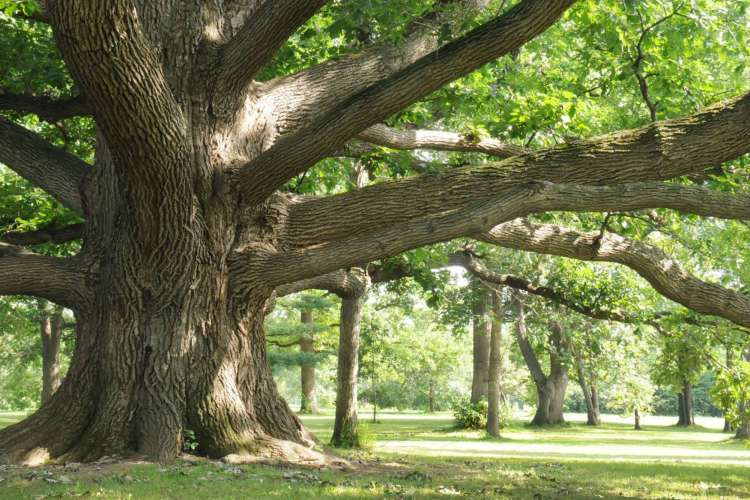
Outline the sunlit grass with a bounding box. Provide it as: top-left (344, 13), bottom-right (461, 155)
top-left (1, 411), bottom-right (749, 498)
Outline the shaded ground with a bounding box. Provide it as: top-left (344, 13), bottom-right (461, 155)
top-left (1, 411), bottom-right (749, 499)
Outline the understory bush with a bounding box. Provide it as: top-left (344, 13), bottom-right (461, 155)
top-left (453, 399), bottom-right (488, 430)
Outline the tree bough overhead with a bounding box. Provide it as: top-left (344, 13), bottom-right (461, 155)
top-left (0, 0), bottom-right (749, 465)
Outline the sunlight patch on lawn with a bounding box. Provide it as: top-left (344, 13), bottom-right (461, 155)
top-left (376, 439), bottom-right (750, 466)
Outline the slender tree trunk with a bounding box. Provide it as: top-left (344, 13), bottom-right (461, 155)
top-left (38, 302), bottom-right (64, 405)
top-left (634, 408), bottom-right (642, 430)
top-left (470, 287), bottom-right (491, 404)
top-left (428, 382), bottom-right (436, 413)
top-left (723, 345), bottom-right (736, 433)
top-left (487, 291), bottom-right (503, 437)
top-left (299, 310), bottom-right (317, 414)
top-left (677, 392), bottom-right (687, 426)
top-left (736, 348), bottom-right (750, 439)
top-left (573, 349), bottom-right (600, 426)
top-left (683, 380), bottom-right (694, 426)
top-left (331, 295), bottom-right (364, 448)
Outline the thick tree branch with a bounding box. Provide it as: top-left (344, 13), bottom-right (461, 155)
top-left (49, 2), bottom-right (191, 206)
top-left (476, 220), bottom-right (750, 328)
top-left (284, 92), bottom-right (750, 248)
top-left (276, 268), bottom-right (369, 299)
top-left (239, 0), bottom-right (575, 203)
top-left (259, 0), bottom-right (492, 144)
top-left (0, 243), bottom-right (89, 309)
top-left (0, 117), bottom-right (87, 215)
top-left (244, 179), bottom-right (750, 292)
top-left (356, 123), bottom-right (527, 158)
top-left (0, 92), bottom-right (90, 122)
top-left (218, 1), bottom-right (328, 95)
top-left (1, 223), bottom-right (85, 246)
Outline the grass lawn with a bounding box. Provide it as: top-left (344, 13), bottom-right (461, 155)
top-left (1, 411), bottom-right (749, 499)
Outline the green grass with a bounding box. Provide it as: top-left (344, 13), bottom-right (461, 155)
top-left (1, 411), bottom-right (749, 499)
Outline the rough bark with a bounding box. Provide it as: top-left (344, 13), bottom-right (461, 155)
top-left (356, 123), bottom-right (526, 158)
top-left (0, 244), bottom-right (88, 310)
top-left (239, 0), bottom-right (575, 203)
top-left (2, 0), bottom-right (749, 467)
top-left (217, 1), bottom-right (327, 99)
top-left (299, 310), bottom-right (317, 414)
top-left (0, 117), bottom-right (87, 215)
top-left (478, 220), bottom-right (750, 329)
top-left (487, 291), bottom-right (504, 437)
top-left (285, 92), bottom-right (750, 250)
top-left (470, 287), bottom-right (492, 404)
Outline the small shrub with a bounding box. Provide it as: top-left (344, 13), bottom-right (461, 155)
top-left (182, 429), bottom-right (199, 454)
top-left (453, 399), bottom-right (488, 430)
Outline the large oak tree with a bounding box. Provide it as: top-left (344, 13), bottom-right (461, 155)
top-left (1, 0), bottom-right (749, 464)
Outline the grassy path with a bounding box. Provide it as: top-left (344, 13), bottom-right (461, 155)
top-left (1, 411), bottom-right (749, 498)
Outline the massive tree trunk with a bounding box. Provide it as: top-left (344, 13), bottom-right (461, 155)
top-left (487, 291), bottom-right (504, 437)
top-left (2, 0), bottom-right (749, 466)
top-left (38, 302), bottom-right (64, 405)
top-left (470, 287), bottom-right (492, 404)
top-left (299, 310), bottom-right (318, 414)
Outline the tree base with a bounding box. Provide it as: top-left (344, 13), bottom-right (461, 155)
top-left (221, 438), bottom-right (351, 470)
